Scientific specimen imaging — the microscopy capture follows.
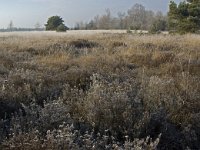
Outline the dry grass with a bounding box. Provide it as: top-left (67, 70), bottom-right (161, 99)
top-left (36, 53), bottom-right (70, 66)
top-left (0, 31), bottom-right (199, 149)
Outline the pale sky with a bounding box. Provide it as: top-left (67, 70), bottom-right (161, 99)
top-left (0, 0), bottom-right (182, 28)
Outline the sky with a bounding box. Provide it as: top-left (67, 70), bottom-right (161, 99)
top-left (0, 0), bottom-right (182, 28)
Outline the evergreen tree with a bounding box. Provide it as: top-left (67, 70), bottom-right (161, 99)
top-left (168, 0), bottom-right (200, 33)
top-left (56, 24), bottom-right (68, 32)
top-left (45, 16), bottom-right (66, 31)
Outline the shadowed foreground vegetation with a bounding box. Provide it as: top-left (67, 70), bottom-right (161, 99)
top-left (0, 32), bottom-right (199, 149)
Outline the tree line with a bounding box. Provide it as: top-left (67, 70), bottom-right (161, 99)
top-left (46, 1), bottom-right (200, 33)
top-left (74, 4), bottom-right (167, 33)
top-left (0, 21), bottom-right (44, 32)
top-left (73, 1), bottom-right (200, 33)
top-left (2, 1), bottom-right (199, 33)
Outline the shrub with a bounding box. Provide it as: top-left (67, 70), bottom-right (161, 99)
top-left (68, 39), bottom-right (99, 49)
top-left (0, 33), bottom-right (199, 149)
top-left (126, 29), bottom-right (132, 34)
top-left (56, 24), bottom-right (68, 32)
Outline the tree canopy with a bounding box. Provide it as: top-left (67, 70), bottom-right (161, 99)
top-left (168, 0), bottom-right (200, 33)
top-left (45, 16), bottom-right (68, 31)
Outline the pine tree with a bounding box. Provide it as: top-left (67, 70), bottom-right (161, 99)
top-left (45, 16), bottom-right (66, 31)
top-left (168, 0), bottom-right (200, 33)
top-left (168, 1), bottom-right (179, 31)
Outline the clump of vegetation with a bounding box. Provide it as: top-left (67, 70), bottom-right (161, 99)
top-left (168, 0), bottom-right (200, 33)
top-left (0, 32), bottom-right (199, 149)
top-left (126, 29), bottom-right (132, 34)
top-left (45, 16), bottom-right (68, 31)
top-left (111, 41), bottom-right (127, 48)
top-left (68, 39), bottom-right (99, 49)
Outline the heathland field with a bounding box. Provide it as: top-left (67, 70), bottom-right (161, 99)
top-left (0, 31), bottom-right (199, 149)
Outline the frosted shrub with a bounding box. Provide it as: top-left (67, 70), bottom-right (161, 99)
top-left (83, 73), bottom-right (148, 139)
top-left (142, 76), bottom-right (181, 112)
top-left (2, 121), bottom-right (161, 150)
top-left (124, 134), bottom-right (161, 150)
top-left (0, 33), bottom-right (199, 149)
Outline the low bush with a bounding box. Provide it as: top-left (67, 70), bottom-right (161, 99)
top-left (0, 33), bottom-right (199, 149)
top-left (68, 39), bottom-right (99, 49)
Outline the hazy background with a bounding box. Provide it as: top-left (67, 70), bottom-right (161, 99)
top-left (0, 0), bottom-right (182, 28)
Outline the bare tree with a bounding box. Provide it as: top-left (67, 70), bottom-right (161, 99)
top-left (8, 21), bottom-right (14, 32)
top-left (118, 12), bottom-right (126, 29)
top-left (74, 21), bottom-right (86, 30)
top-left (93, 15), bottom-right (100, 29)
top-left (145, 10), bottom-right (155, 30)
top-left (98, 9), bottom-right (112, 29)
top-left (84, 3), bottom-right (167, 31)
top-left (35, 22), bottom-right (41, 30)
top-left (127, 4), bottom-right (146, 29)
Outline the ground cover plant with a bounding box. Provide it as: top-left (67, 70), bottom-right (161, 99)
top-left (0, 31), bottom-right (199, 149)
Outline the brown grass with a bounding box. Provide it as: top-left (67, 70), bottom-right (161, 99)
top-left (0, 32), bottom-right (199, 149)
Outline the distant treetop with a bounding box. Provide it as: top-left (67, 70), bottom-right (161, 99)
top-left (45, 16), bottom-right (68, 32)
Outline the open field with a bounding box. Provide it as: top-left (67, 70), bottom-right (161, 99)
top-left (0, 30), bottom-right (150, 37)
top-left (0, 32), bottom-right (199, 149)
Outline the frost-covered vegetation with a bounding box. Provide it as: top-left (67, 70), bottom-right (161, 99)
top-left (0, 32), bottom-right (199, 149)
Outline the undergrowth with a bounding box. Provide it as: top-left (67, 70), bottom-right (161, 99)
top-left (0, 33), bottom-right (199, 149)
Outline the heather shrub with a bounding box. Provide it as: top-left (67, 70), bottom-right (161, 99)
top-left (1, 98), bottom-right (161, 150)
top-left (68, 39), bottom-right (99, 49)
top-left (0, 32), bottom-right (199, 149)
top-left (0, 56), bottom-right (14, 69)
top-left (0, 65), bottom-right (9, 75)
top-left (82, 73), bottom-right (148, 140)
top-left (111, 41), bottom-right (127, 48)
top-left (2, 121), bottom-right (161, 150)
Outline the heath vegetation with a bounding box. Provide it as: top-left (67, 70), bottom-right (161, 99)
top-left (0, 32), bottom-right (199, 149)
